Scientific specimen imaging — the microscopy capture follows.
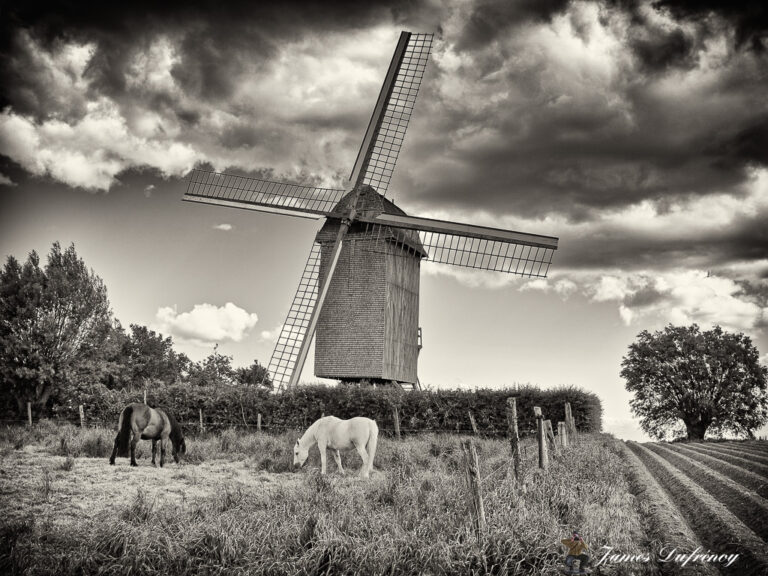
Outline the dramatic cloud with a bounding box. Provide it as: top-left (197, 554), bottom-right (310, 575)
top-left (1, 0), bottom-right (766, 334)
top-left (0, 173), bottom-right (15, 186)
top-left (154, 302), bottom-right (258, 345)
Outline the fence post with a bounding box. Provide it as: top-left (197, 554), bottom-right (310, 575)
top-left (27, 402), bottom-right (32, 427)
top-left (241, 404), bottom-right (248, 427)
top-left (199, 408), bottom-right (204, 434)
top-left (558, 421), bottom-right (568, 448)
top-left (534, 406), bottom-right (548, 470)
top-left (544, 419), bottom-right (559, 457)
top-left (468, 411), bottom-right (479, 435)
top-left (257, 413), bottom-right (262, 433)
top-left (461, 439), bottom-right (486, 541)
top-left (144, 390), bottom-right (147, 404)
top-left (506, 397), bottom-right (522, 483)
top-left (565, 402), bottom-right (576, 442)
top-left (79, 405), bottom-right (85, 428)
top-left (393, 405), bottom-right (401, 440)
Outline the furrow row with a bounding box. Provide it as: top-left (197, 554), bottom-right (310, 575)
top-left (646, 443), bottom-right (768, 541)
top-left (627, 441), bottom-right (768, 576)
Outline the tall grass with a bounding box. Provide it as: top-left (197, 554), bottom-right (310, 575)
top-left (0, 424), bottom-right (653, 575)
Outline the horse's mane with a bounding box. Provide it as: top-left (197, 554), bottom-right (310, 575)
top-left (299, 418), bottom-right (321, 447)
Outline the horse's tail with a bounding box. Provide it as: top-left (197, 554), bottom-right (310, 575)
top-left (116, 405), bottom-right (133, 457)
top-left (367, 420), bottom-right (379, 473)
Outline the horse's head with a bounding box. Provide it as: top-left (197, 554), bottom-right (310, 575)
top-left (293, 439), bottom-right (308, 469)
top-left (167, 415), bottom-right (186, 463)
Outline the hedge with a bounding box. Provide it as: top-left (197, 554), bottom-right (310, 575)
top-left (47, 383), bottom-right (602, 437)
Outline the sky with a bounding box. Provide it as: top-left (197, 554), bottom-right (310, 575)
top-left (1, 0), bottom-right (767, 441)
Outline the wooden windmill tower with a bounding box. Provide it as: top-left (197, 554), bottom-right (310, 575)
top-left (183, 32), bottom-right (559, 392)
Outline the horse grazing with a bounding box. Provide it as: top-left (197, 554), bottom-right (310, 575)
top-left (109, 403), bottom-right (186, 467)
top-left (293, 416), bottom-right (378, 478)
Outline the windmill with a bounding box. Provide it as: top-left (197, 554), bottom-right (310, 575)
top-left (183, 32), bottom-right (559, 392)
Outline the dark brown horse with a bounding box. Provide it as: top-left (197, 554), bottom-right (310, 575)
top-left (109, 403), bottom-right (186, 467)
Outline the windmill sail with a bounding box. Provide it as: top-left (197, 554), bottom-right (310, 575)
top-left (183, 169), bottom-right (346, 219)
top-left (267, 244), bottom-right (321, 391)
top-left (356, 214), bottom-right (558, 277)
top-left (349, 32), bottom-right (433, 197)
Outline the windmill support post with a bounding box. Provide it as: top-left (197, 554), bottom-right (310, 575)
top-left (461, 439), bottom-right (486, 541)
top-left (544, 419), bottom-right (559, 457)
top-left (468, 411), bottom-right (479, 435)
top-left (506, 397), bottom-right (522, 483)
top-left (534, 406), bottom-right (548, 470)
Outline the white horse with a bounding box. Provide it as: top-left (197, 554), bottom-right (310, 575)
top-left (293, 416), bottom-right (378, 478)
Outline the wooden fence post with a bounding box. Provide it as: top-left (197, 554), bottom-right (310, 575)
top-left (468, 411), bottom-right (479, 435)
top-left (393, 405), bottom-right (401, 440)
top-left (79, 405), bottom-right (85, 428)
top-left (27, 402), bottom-right (32, 427)
top-left (544, 419), bottom-right (559, 457)
top-left (461, 439), bottom-right (486, 541)
top-left (558, 421), bottom-right (568, 448)
top-left (257, 413), bottom-right (262, 433)
top-left (565, 402), bottom-right (576, 442)
top-left (534, 406), bottom-right (548, 470)
top-left (241, 404), bottom-right (248, 427)
top-left (506, 397), bottom-right (522, 482)
top-left (144, 390), bottom-right (147, 404)
top-left (199, 408), bottom-right (204, 434)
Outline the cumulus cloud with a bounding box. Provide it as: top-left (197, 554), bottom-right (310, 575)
top-left (213, 223), bottom-right (232, 231)
top-left (0, 173), bottom-right (15, 186)
top-left (155, 302), bottom-right (258, 345)
top-left (259, 324), bottom-right (283, 343)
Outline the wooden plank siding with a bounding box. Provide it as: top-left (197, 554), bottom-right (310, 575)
top-left (383, 242), bottom-right (420, 382)
top-left (313, 226), bottom-right (421, 383)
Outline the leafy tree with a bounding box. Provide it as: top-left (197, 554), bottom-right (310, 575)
top-left (235, 359), bottom-right (272, 389)
top-left (187, 351), bottom-right (236, 387)
top-left (0, 243), bottom-right (112, 415)
top-left (621, 324), bottom-right (768, 440)
top-left (125, 324), bottom-right (190, 388)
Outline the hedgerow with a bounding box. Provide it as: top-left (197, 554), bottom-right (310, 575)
top-left (48, 383), bottom-right (602, 436)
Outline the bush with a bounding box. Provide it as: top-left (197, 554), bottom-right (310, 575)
top-left (43, 383), bottom-right (602, 438)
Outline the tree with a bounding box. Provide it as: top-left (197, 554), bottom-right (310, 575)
top-left (235, 359), bottom-right (272, 389)
top-left (125, 324), bottom-right (190, 388)
top-left (187, 351), bottom-right (236, 387)
top-left (621, 324), bottom-right (768, 440)
top-left (0, 243), bottom-right (112, 415)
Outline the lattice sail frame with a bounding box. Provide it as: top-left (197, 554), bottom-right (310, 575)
top-left (354, 33), bottom-right (433, 197)
top-left (267, 244), bottom-right (322, 391)
top-left (184, 170), bottom-right (345, 219)
top-left (357, 222), bottom-right (555, 278)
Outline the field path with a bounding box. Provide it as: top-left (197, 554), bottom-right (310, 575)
top-left (627, 441), bottom-right (768, 576)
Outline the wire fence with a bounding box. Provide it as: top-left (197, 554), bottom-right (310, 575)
top-left (0, 414), bottom-right (534, 440)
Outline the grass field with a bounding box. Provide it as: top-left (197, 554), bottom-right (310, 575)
top-left (1, 422), bottom-right (766, 575)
